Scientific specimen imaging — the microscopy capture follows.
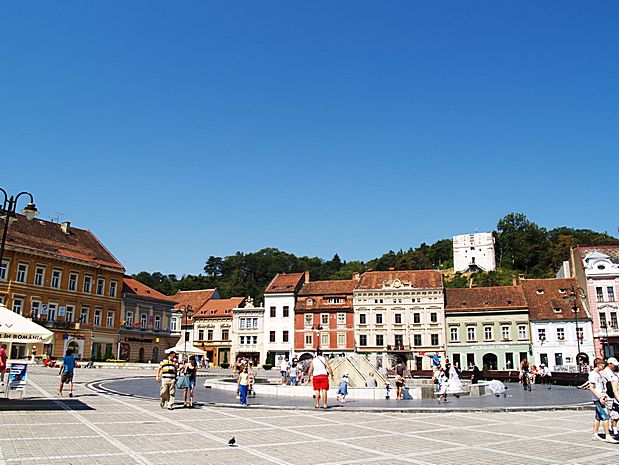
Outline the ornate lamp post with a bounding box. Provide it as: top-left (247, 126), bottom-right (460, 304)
top-left (313, 324), bottom-right (322, 352)
top-left (180, 305), bottom-right (194, 360)
top-left (565, 286), bottom-right (585, 370)
top-left (0, 188), bottom-right (39, 275)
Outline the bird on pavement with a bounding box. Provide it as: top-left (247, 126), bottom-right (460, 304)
top-left (228, 437), bottom-right (236, 447)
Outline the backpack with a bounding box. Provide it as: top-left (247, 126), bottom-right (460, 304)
top-left (607, 380), bottom-right (615, 399)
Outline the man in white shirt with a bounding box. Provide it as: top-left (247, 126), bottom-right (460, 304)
top-left (589, 358), bottom-right (619, 443)
top-left (602, 357), bottom-right (619, 436)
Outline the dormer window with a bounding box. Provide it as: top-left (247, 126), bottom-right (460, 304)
top-left (598, 265), bottom-right (606, 270)
top-left (307, 299), bottom-right (314, 307)
top-left (536, 289), bottom-right (544, 295)
top-left (559, 289), bottom-right (566, 294)
top-left (554, 308), bottom-right (562, 313)
top-left (507, 300), bottom-right (512, 304)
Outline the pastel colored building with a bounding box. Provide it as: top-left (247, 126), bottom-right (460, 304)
top-left (231, 297), bottom-right (264, 366)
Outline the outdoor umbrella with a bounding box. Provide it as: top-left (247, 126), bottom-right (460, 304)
top-left (164, 344), bottom-right (207, 356)
top-left (0, 304), bottom-right (53, 359)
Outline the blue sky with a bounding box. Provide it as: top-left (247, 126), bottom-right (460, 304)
top-left (1, 2), bottom-right (617, 275)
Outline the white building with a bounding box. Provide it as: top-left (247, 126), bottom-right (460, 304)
top-left (453, 232), bottom-right (496, 273)
top-left (523, 278), bottom-right (595, 370)
top-left (354, 270), bottom-right (445, 371)
top-left (231, 297), bottom-right (264, 366)
top-left (262, 272), bottom-right (307, 366)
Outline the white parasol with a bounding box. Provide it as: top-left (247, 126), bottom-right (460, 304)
top-left (0, 304), bottom-right (53, 344)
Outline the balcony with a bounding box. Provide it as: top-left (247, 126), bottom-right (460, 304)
top-left (32, 318), bottom-right (76, 331)
top-left (386, 344), bottom-right (410, 352)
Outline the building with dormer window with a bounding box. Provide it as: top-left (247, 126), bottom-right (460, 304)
top-left (353, 270), bottom-right (444, 370)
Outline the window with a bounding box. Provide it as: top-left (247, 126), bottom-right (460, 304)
top-left (518, 325), bottom-right (527, 339)
top-left (282, 330), bottom-right (289, 342)
top-left (338, 333), bottom-right (346, 347)
top-left (359, 334), bottom-right (367, 346)
top-left (31, 300), bottom-right (41, 318)
top-left (321, 313), bottom-right (329, 325)
top-left (375, 313), bottom-right (383, 324)
top-left (431, 334), bottom-right (439, 346)
top-left (80, 308), bottom-right (89, 324)
top-left (140, 313), bottom-right (147, 328)
top-left (467, 326), bottom-right (476, 342)
top-left (597, 287), bottom-right (604, 302)
top-left (484, 326), bottom-right (493, 340)
top-left (0, 260), bottom-right (7, 281)
top-left (505, 352), bottom-right (514, 370)
top-left (577, 327), bottom-right (584, 341)
top-left (609, 287), bottom-right (616, 302)
top-left (612, 312), bottom-right (618, 329)
top-left (600, 312), bottom-right (608, 328)
top-left (153, 315), bottom-right (160, 330)
top-left (94, 309), bottom-right (102, 326)
top-left (466, 353), bottom-right (475, 368)
top-left (283, 306), bottom-right (289, 317)
top-left (239, 336), bottom-right (245, 345)
top-left (239, 318), bottom-right (246, 329)
top-left (376, 334), bottom-right (384, 346)
top-left (96, 278), bottom-right (105, 295)
top-left (222, 329), bottom-right (229, 340)
top-left (413, 313), bottom-right (421, 324)
top-left (305, 334), bottom-right (313, 346)
top-left (35, 267), bottom-right (45, 286)
top-left (502, 325), bottom-right (510, 340)
top-left (538, 328), bottom-right (546, 341)
top-left (83, 275), bottom-right (92, 293)
top-left (413, 334), bottom-right (422, 346)
top-left (270, 306), bottom-right (276, 318)
top-left (270, 331), bottom-right (276, 343)
top-left (110, 281), bottom-right (118, 297)
top-left (450, 327), bottom-right (459, 342)
top-left (359, 313), bottom-right (367, 324)
top-left (430, 312), bottom-right (438, 323)
top-left (321, 333), bottom-right (329, 347)
top-left (555, 352), bottom-right (563, 367)
top-left (12, 298), bottom-right (23, 315)
top-left (48, 303), bottom-right (57, 321)
top-left (170, 317), bottom-right (178, 332)
top-left (64, 305), bottom-right (75, 321)
top-left (51, 269), bottom-right (61, 288)
top-left (394, 334), bottom-right (404, 347)
top-left (16, 263), bottom-right (28, 283)
top-left (126, 311), bottom-right (133, 326)
top-left (395, 313), bottom-right (402, 324)
top-left (556, 327), bottom-right (565, 341)
top-left (304, 314), bottom-right (313, 327)
top-left (198, 329), bottom-right (204, 340)
top-left (69, 272), bottom-right (78, 291)
top-left (252, 335), bottom-right (257, 344)
top-left (207, 329), bottom-right (213, 341)
top-left (337, 313), bottom-right (346, 325)
top-left (107, 311), bottom-right (114, 328)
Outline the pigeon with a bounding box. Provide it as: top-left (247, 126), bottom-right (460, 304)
top-left (228, 437), bottom-right (236, 447)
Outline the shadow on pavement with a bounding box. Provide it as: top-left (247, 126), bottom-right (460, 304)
top-left (0, 398), bottom-right (95, 411)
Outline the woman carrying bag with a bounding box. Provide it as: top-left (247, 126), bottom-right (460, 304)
top-left (178, 355), bottom-right (197, 407)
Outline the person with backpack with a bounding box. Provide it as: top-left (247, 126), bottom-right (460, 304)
top-left (602, 357), bottom-right (619, 437)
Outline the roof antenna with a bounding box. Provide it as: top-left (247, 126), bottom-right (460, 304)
top-left (52, 212), bottom-right (65, 223)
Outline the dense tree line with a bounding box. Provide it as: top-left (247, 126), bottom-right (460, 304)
top-left (134, 213), bottom-right (619, 300)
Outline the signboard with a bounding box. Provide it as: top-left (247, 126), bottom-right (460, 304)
top-left (6, 362), bottom-right (28, 397)
top-left (58, 306), bottom-right (66, 317)
top-left (41, 304), bottom-right (48, 315)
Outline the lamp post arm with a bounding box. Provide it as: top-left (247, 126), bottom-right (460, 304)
top-left (0, 188), bottom-right (8, 209)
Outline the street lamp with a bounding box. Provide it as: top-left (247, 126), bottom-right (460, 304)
top-left (313, 324), bottom-right (322, 352)
top-left (565, 286), bottom-right (585, 370)
top-left (180, 305), bottom-right (194, 360)
top-left (0, 188), bottom-right (39, 274)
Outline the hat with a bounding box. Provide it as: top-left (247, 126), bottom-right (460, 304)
top-left (342, 372), bottom-right (349, 377)
top-left (608, 357), bottom-right (619, 365)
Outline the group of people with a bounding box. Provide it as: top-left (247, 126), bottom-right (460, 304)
top-left (155, 351), bottom-right (199, 409)
top-left (233, 358), bottom-right (256, 406)
top-left (587, 357), bottom-right (619, 443)
top-left (432, 360), bottom-right (463, 403)
top-left (519, 359), bottom-right (552, 389)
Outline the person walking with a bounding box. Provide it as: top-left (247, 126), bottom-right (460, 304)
top-left (288, 362), bottom-right (298, 386)
top-left (156, 351), bottom-right (178, 410)
top-left (447, 362), bottom-right (463, 398)
top-left (601, 357), bottom-right (619, 436)
top-left (181, 355), bottom-right (198, 408)
top-left (394, 360), bottom-right (407, 400)
top-left (436, 366), bottom-right (449, 403)
top-left (237, 365), bottom-right (250, 406)
top-left (307, 349), bottom-right (334, 409)
top-left (589, 358), bottom-right (619, 443)
top-left (280, 358), bottom-right (289, 385)
top-left (0, 343), bottom-right (7, 387)
top-left (520, 358), bottom-right (531, 391)
top-left (336, 372), bottom-right (350, 403)
top-left (58, 349), bottom-right (76, 397)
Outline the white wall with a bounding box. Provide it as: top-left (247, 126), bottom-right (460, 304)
top-left (530, 320), bottom-right (595, 370)
top-left (262, 293), bottom-right (296, 364)
top-left (453, 232), bottom-right (496, 273)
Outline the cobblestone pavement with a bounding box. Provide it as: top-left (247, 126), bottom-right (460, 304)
top-left (0, 367), bottom-right (617, 465)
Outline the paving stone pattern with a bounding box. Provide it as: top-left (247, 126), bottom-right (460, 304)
top-left (0, 367), bottom-right (617, 465)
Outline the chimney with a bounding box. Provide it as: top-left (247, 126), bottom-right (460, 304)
top-left (61, 221), bottom-right (71, 234)
top-left (512, 275), bottom-right (518, 286)
top-left (518, 273), bottom-right (525, 283)
top-left (304, 270), bottom-right (310, 283)
top-left (353, 272), bottom-right (360, 281)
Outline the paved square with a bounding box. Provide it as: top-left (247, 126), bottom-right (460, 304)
top-left (0, 368), bottom-right (615, 465)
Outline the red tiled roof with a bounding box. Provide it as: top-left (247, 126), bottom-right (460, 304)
top-left (445, 286), bottom-right (526, 312)
top-left (299, 280), bottom-right (358, 296)
top-left (172, 289), bottom-right (218, 323)
top-left (357, 270), bottom-right (443, 290)
top-left (522, 278), bottom-right (589, 321)
top-left (265, 273), bottom-right (305, 294)
top-left (2, 215), bottom-right (124, 269)
top-left (122, 276), bottom-right (177, 303)
top-left (194, 297), bottom-right (246, 319)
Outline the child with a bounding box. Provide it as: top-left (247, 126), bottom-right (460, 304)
top-left (336, 372), bottom-right (349, 403)
top-left (248, 369), bottom-right (256, 397)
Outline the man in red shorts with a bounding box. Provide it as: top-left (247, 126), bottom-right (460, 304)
top-left (307, 349), bottom-right (334, 409)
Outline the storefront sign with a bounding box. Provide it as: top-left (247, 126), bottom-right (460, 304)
top-left (6, 362), bottom-right (28, 395)
top-left (58, 306), bottom-right (66, 317)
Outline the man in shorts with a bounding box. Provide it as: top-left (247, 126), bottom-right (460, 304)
top-left (589, 358), bottom-right (619, 443)
top-left (59, 349), bottom-right (76, 397)
top-left (602, 357), bottom-right (619, 436)
top-left (156, 351), bottom-right (178, 410)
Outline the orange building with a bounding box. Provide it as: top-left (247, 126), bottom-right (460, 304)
top-left (0, 216), bottom-right (125, 360)
top-left (294, 279), bottom-right (358, 357)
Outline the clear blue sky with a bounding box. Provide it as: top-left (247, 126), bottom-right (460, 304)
top-left (1, 2), bottom-right (617, 275)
